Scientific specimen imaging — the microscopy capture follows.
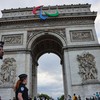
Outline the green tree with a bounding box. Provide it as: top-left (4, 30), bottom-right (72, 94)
top-left (38, 93), bottom-right (53, 100)
top-left (59, 94), bottom-right (64, 100)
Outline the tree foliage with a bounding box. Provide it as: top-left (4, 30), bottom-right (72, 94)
top-left (38, 93), bottom-right (53, 100)
top-left (59, 94), bottom-right (64, 100)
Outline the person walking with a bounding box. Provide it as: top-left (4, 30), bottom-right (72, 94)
top-left (67, 95), bottom-right (72, 100)
top-left (78, 95), bottom-right (81, 100)
top-left (73, 94), bottom-right (77, 100)
top-left (14, 74), bottom-right (29, 100)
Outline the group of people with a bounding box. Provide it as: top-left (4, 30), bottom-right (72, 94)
top-left (67, 94), bottom-right (81, 100)
top-left (85, 93), bottom-right (100, 100)
top-left (67, 93), bottom-right (100, 100)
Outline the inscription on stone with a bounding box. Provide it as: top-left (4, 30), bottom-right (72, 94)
top-left (70, 30), bottom-right (94, 42)
top-left (1, 34), bottom-right (23, 46)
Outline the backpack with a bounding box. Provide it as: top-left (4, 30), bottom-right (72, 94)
top-left (75, 96), bottom-right (77, 100)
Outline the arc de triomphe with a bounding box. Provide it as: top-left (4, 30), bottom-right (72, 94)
top-left (0, 4), bottom-right (100, 100)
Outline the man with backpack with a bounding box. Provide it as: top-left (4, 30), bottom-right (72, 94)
top-left (73, 94), bottom-right (77, 100)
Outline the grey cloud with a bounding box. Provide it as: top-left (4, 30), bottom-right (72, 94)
top-left (37, 53), bottom-right (64, 98)
top-left (38, 53), bottom-right (62, 74)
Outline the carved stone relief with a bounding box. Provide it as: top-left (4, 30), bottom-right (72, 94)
top-left (1, 34), bottom-right (23, 46)
top-left (0, 19), bottom-right (94, 30)
top-left (0, 58), bottom-right (17, 87)
top-left (70, 30), bottom-right (94, 42)
top-left (27, 28), bottom-right (66, 42)
top-left (77, 52), bottom-right (98, 82)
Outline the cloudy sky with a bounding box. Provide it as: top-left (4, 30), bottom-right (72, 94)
top-left (0, 0), bottom-right (100, 99)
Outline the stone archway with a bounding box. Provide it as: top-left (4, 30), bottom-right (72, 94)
top-left (28, 33), bottom-right (68, 99)
top-left (0, 4), bottom-right (100, 100)
top-left (31, 34), bottom-right (63, 62)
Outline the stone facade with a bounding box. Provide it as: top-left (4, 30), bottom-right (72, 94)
top-left (0, 4), bottom-right (100, 100)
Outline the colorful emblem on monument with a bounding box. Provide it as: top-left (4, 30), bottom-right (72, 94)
top-left (32, 5), bottom-right (59, 20)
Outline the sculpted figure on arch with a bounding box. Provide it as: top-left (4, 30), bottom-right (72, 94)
top-left (0, 58), bottom-right (17, 86)
top-left (77, 52), bottom-right (98, 81)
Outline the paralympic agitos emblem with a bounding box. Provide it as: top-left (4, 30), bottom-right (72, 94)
top-left (32, 5), bottom-right (59, 20)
